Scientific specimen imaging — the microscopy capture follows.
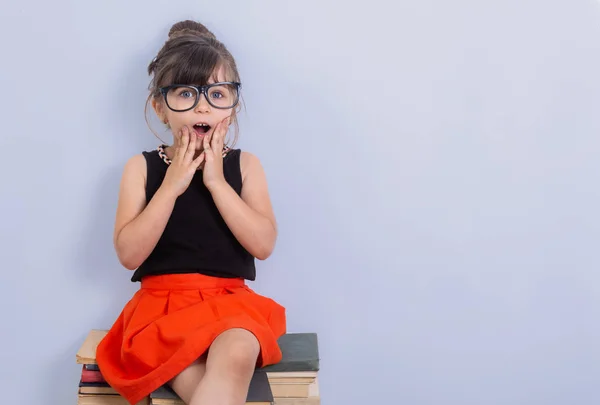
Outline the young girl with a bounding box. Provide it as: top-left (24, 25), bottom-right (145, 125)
top-left (95, 20), bottom-right (286, 405)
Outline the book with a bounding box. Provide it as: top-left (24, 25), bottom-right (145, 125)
top-left (262, 333), bottom-right (320, 373)
top-left (150, 370), bottom-right (273, 405)
top-left (79, 381), bottom-right (118, 395)
top-left (76, 330), bottom-right (107, 365)
top-left (77, 394), bottom-right (148, 405)
top-left (76, 329), bottom-right (321, 404)
top-left (80, 365), bottom-right (106, 383)
top-left (77, 331), bottom-right (320, 373)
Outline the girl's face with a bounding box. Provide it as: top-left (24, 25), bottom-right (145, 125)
top-left (153, 66), bottom-right (237, 151)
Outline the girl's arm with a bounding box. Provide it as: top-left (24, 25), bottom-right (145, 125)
top-left (207, 152), bottom-right (278, 260)
top-left (113, 129), bottom-right (205, 270)
top-left (112, 154), bottom-right (177, 270)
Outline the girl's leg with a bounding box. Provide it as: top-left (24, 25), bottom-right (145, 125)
top-left (167, 353), bottom-right (207, 404)
top-left (189, 328), bottom-right (260, 405)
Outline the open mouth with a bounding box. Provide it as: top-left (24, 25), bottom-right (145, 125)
top-left (193, 123), bottom-right (211, 135)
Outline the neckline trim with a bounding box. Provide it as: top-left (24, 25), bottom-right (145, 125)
top-left (157, 144), bottom-right (231, 165)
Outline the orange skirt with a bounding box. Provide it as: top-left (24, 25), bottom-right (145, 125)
top-left (95, 273), bottom-right (286, 405)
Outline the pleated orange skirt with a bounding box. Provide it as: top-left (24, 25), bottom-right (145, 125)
top-left (95, 273), bottom-right (286, 405)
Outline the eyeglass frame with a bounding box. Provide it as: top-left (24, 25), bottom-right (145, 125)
top-left (159, 81), bottom-right (242, 112)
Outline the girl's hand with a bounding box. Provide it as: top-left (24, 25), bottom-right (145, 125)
top-left (161, 126), bottom-right (205, 197)
top-left (202, 117), bottom-right (230, 191)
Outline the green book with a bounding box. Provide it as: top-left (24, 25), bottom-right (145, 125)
top-left (261, 332), bottom-right (320, 372)
top-left (83, 333), bottom-right (320, 373)
top-left (151, 370), bottom-right (273, 404)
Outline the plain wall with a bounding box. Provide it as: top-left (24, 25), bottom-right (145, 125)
top-left (1, 0), bottom-right (599, 404)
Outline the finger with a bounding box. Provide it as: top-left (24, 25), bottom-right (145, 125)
top-left (223, 116), bottom-right (231, 135)
top-left (175, 127), bottom-right (189, 161)
top-left (203, 131), bottom-right (212, 155)
top-left (213, 121), bottom-right (225, 152)
top-left (193, 151), bottom-right (205, 169)
top-left (211, 122), bottom-right (220, 152)
top-left (182, 127), bottom-right (190, 149)
top-left (186, 127), bottom-right (196, 160)
top-left (174, 128), bottom-right (186, 160)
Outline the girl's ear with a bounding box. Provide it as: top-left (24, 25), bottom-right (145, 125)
top-left (152, 97), bottom-right (168, 124)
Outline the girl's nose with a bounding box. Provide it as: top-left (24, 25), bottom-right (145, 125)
top-left (195, 92), bottom-right (211, 112)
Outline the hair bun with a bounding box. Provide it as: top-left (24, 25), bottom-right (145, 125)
top-left (168, 20), bottom-right (216, 40)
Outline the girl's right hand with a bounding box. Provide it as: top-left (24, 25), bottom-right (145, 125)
top-left (161, 126), bottom-right (205, 197)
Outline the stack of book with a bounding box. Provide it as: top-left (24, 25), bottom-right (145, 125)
top-left (75, 330), bottom-right (320, 405)
top-left (261, 333), bottom-right (321, 405)
top-left (74, 330), bottom-right (146, 404)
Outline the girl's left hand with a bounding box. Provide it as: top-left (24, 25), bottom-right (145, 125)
top-left (201, 116), bottom-right (230, 191)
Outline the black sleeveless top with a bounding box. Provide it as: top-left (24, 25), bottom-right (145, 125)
top-left (130, 148), bottom-right (256, 282)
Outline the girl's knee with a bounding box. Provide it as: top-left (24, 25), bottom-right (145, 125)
top-left (211, 329), bottom-right (260, 372)
top-left (228, 335), bottom-right (259, 365)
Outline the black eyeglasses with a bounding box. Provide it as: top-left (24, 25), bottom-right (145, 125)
top-left (159, 81), bottom-right (241, 112)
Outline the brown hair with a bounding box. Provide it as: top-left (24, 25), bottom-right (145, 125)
top-left (144, 20), bottom-right (243, 146)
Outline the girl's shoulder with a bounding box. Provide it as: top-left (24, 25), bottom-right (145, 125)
top-left (238, 150), bottom-right (264, 184)
top-left (122, 152), bottom-right (148, 179)
top-left (124, 146), bottom-right (169, 180)
top-left (115, 153), bottom-right (149, 197)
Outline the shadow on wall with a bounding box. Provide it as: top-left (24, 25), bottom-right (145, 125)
top-left (235, 47), bottom-right (367, 405)
top-left (72, 50), bottom-right (163, 322)
top-left (53, 48), bottom-right (169, 405)
top-left (47, 332), bottom-right (91, 405)
top-left (118, 41), bottom-right (172, 151)
top-left (73, 163), bottom-right (137, 316)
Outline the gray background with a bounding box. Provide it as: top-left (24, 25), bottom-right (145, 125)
top-left (1, 0), bottom-right (599, 404)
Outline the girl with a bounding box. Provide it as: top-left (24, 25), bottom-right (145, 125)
top-left (95, 20), bottom-right (286, 405)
